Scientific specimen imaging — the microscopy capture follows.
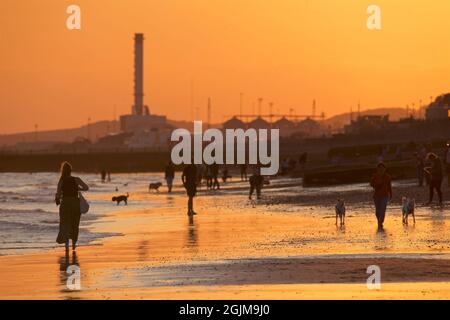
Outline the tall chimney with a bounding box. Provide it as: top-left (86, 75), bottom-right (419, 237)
top-left (133, 33), bottom-right (144, 115)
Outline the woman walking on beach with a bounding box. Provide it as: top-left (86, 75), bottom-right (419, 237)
top-left (182, 162), bottom-right (197, 216)
top-left (370, 163), bottom-right (392, 229)
top-left (55, 162), bottom-right (89, 252)
top-left (425, 153), bottom-right (443, 206)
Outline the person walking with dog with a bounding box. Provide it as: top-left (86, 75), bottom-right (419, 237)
top-left (425, 153), bottom-right (443, 206)
top-left (370, 163), bottom-right (392, 229)
top-left (164, 161), bottom-right (175, 193)
top-left (55, 161), bottom-right (89, 252)
top-left (182, 162), bottom-right (198, 216)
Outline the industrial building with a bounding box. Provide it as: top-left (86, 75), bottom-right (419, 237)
top-left (221, 115), bottom-right (327, 138)
top-left (119, 33), bottom-right (172, 134)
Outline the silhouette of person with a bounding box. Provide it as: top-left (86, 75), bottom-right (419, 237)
top-left (222, 166), bottom-right (229, 183)
top-left (370, 162), bottom-right (392, 230)
top-left (206, 164), bottom-right (213, 190)
top-left (415, 152), bottom-right (425, 187)
top-left (55, 162), bottom-right (89, 252)
top-left (100, 168), bottom-right (107, 183)
top-left (164, 161), bottom-right (175, 193)
top-left (240, 164), bottom-right (248, 181)
top-left (249, 166), bottom-right (264, 200)
top-left (211, 162), bottom-right (220, 190)
top-left (182, 162), bottom-right (197, 216)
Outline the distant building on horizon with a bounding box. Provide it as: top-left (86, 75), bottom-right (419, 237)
top-left (119, 33), bottom-right (171, 134)
top-left (426, 93), bottom-right (450, 121)
top-left (221, 115), bottom-right (327, 138)
top-left (344, 115), bottom-right (390, 135)
top-left (272, 117), bottom-right (297, 137)
top-left (248, 117), bottom-right (270, 130)
top-left (222, 116), bottom-right (246, 130)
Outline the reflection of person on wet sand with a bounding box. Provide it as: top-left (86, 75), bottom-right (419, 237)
top-left (59, 251), bottom-right (80, 294)
top-left (187, 214), bottom-right (198, 248)
top-left (182, 162), bottom-right (197, 216)
top-left (370, 162), bottom-right (392, 230)
top-left (374, 226), bottom-right (389, 250)
top-left (55, 162), bottom-right (89, 252)
top-left (59, 250), bottom-right (79, 272)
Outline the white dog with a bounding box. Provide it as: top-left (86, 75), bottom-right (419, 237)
top-left (402, 197), bottom-right (416, 225)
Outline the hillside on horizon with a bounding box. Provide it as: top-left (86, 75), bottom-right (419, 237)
top-left (0, 107), bottom-right (414, 147)
top-left (0, 119), bottom-right (220, 147)
top-left (323, 107), bottom-right (416, 131)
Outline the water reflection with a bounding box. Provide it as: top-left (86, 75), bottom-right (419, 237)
top-left (336, 224), bottom-right (346, 234)
top-left (165, 195), bottom-right (175, 206)
top-left (430, 207), bottom-right (446, 233)
top-left (138, 240), bottom-right (149, 261)
top-left (186, 214), bottom-right (198, 248)
top-left (58, 251), bottom-right (81, 299)
top-left (402, 222), bottom-right (416, 232)
top-left (374, 227), bottom-right (389, 251)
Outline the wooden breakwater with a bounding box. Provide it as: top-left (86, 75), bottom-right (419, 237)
top-left (0, 150), bottom-right (171, 172)
top-left (302, 160), bottom-right (417, 187)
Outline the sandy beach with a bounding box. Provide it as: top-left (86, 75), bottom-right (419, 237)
top-left (1, 176), bottom-right (450, 300)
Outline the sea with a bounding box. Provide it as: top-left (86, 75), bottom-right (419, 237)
top-left (0, 172), bottom-right (167, 255)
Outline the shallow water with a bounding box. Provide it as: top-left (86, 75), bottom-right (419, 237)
top-left (0, 172), bottom-right (168, 255)
top-left (1, 174), bottom-right (450, 299)
top-left (1, 172), bottom-right (448, 259)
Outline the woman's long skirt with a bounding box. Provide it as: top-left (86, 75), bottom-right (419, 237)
top-left (56, 197), bottom-right (81, 244)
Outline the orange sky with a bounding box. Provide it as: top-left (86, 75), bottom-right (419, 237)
top-left (0, 0), bottom-right (449, 134)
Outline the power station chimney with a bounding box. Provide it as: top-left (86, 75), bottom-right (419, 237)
top-left (133, 33), bottom-right (145, 115)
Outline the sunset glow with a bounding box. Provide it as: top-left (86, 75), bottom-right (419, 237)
top-left (1, 0), bottom-right (449, 133)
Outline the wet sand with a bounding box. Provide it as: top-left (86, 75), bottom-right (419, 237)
top-left (1, 178), bottom-right (450, 299)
